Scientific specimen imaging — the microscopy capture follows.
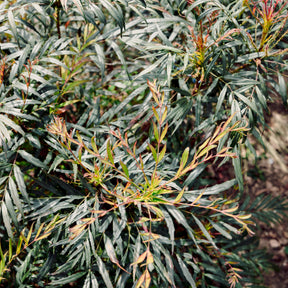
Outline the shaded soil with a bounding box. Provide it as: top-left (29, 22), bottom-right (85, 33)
top-left (246, 158), bottom-right (288, 287)
top-left (244, 102), bottom-right (288, 288)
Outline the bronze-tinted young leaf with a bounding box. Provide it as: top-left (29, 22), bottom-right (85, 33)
top-left (152, 106), bottom-right (159, 123)
top-left (144, 270), bottom-right (151, 288)
top-left (35, 223), bottom-right (45, 240)
top-left (180, 147), bottom-right (189, 168)
top-left (35, 233), bottom-right (51, 241)
top-left (130, 251), bottom-right (147, 266)
top-left (161, 106), bottom-right (168, 124)
top-left (198, 137), bottom-right (211, 152)
top-left (120, 161), bottom-right (129, 178)
top-left (197, 144), bottom-right (217, 158)
top-left (78, 146), bottom-right (83, 162)
top-left (158, 144), bottom-right (166, 162)
top-left (149, 144), bottom-right (157, 162)
top-left (174, 187), bottom-right (185, 203)
top-left (135, 271), bottom-right (145, 288)
top-left (142, 232), bottom-right (160, 242)
top-left (104, 236), bottom-right (129, 273)
top-left (160, 122), bottom-right (168, 142)
top-left (106, 140), bottom-right (114, 165)
top-left (152, 121), bottom-right (159, 142)
top-left (26, 223), bottom-right (34, 245)
top-left (16, 235), bottom-right (23, 255)
top-left (91, 137), bottom-right (99, 154)
top-left (146, 250), bottom-right (154, 265)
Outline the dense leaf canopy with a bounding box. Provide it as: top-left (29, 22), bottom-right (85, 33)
top-left (0, 0), bottom-right (287, 287)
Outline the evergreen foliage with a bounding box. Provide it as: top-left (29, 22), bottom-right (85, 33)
top-left (0, 0), bottom-right (287, 287)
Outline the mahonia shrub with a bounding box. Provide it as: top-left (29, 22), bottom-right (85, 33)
top-left (0, 0), bottom-right (287, 287)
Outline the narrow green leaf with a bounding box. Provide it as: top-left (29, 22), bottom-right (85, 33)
top-left (18, 45), bottom-right (30, 74)
top-left (145, 44), bottom-right (182, 53)
top-left (48, 155), bottom-right (65, 173)
top-left (40, 57), bottom-right (69, 70)
top-left (192, 214), bottom-right (217, 248)
top-left (0, 242), bottom-right (5, 263)
top-left (216, 85), bottom-right (227, 115)
top-left (2, 202), bottom-right (14, 239)
top-left (73, 163), bottom-right (78, 182)
top-left (0, 177), bottom-right (8, 186)
top-left (166, 206), bottom-right (198, 248)
top-left (255, 86), bottom-right (267, 110)
top-left (110, 41), bottom-right (130, 79)
top-left (234, 92), bottom-right (259, 115)
top-left (8, 9), bottom-right (19, 46)
top-left (135, 54), bottom-right (167, 80)
top-left (8, 177), bottom-right (23, 216)
top-left (236, 52), bottom-right (266, 62)
top-left (184, 179), bottom-right (237, 199)
top-left (18, 150), bottom-right (46, 169)
top-left (278, 72), bottom-right (287, 106)
top-left (91, 272), bottom-right (99, 288)
top-left (96, 255), bottom-right (113, 288)
top-left (72, 0), bottom-right (83, 14)
top-left (221, 222), bottom-right (239, 234)
top-left (167, 53), bottom-right (173, 87)
top-left (231, 99), bottom-right (241, 122)
top-left (49, 272), bottom-right (86, 285)
top-left (176, 254), bottom-right (196, 288)
top-left (0, 121), bottom-right (11, 143)
top-left (183, 164), bottom-right (207, 187)
top-left (162, 210), bottom-right (175, 252)
top-left (99, 0), bottom-right (124, 30)
top-left (232, 146), bottom-right (243, 193)
top-left (93, 44), bottom-right (105, 80)
top-left (0, 115), bottom-right (24, 135)
top-left (83, 272), bottom-right (91, 288)
top-left (4, 192), bottom-right (19, 231)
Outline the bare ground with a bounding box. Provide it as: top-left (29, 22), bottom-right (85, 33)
top-left (244, 102), bottom-right (288, 287)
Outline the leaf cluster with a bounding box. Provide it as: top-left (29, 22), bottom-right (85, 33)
top-left (0, 0), bottom-right (287, 287)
